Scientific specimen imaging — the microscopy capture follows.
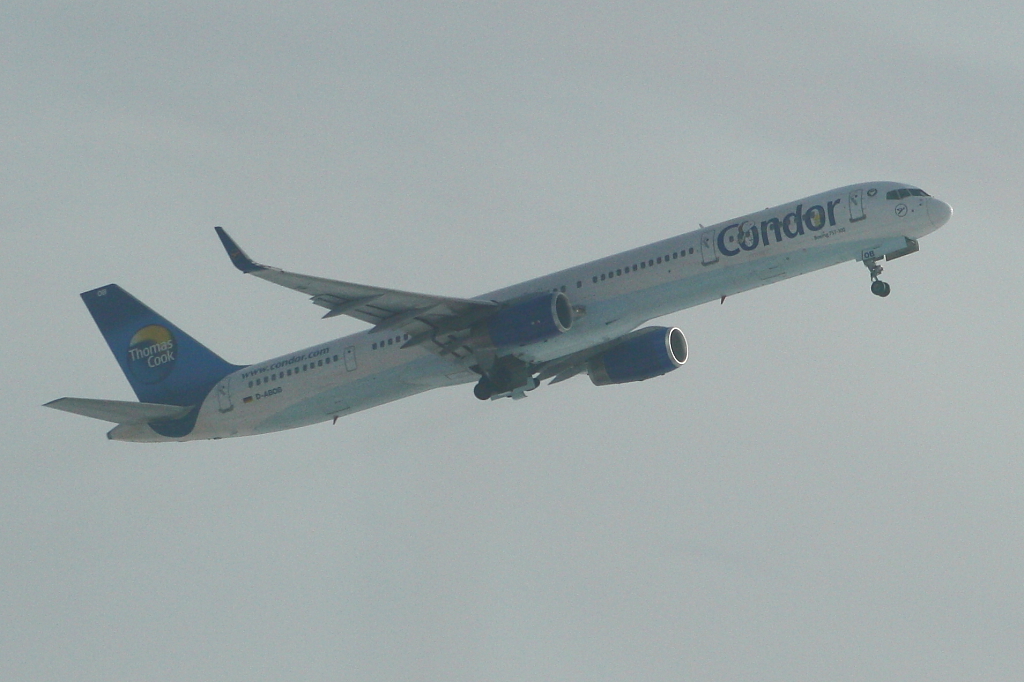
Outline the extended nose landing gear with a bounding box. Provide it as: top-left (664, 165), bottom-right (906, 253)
top-left (864, 257), bottom-right (891, 297)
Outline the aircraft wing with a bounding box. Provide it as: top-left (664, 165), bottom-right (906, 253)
top-left (215, 227), bottom-right (497, 353)
top-left (44, 398), bottom-right (194, 424)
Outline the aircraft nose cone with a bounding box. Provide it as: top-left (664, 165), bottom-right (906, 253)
top-left (928, 199), bottom-right (952, 228)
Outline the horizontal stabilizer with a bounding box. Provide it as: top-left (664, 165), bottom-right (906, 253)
top-left (44, 397), bottom-right (194, 424)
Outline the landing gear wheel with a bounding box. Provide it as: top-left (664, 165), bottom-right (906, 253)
top-left (864, 256), bottom-right (891, 298)
top-left (473, 377), bottom-right (495, 401)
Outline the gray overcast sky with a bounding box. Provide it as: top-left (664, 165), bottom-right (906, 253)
top-left (3, 2), bottom-right (1023, 680)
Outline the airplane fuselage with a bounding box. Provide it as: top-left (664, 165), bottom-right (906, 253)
top-left (103, 181), bottom-right (950, 442)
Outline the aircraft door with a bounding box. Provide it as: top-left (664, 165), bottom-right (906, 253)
top-left (849, 188), bottom-right (866, 222)
top-left (344, 346), bottom-right (357, 371)
top-left (700, 228), bottom-right (719, 265)
top-left (216, 378), bottom-right (234, 413)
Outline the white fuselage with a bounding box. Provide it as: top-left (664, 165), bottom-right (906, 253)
top-left (111, 182), bottom-right (949, 442)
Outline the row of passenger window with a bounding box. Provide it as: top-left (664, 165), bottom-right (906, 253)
top-left (591, 247), bottom-right (695, 284)
top-left (543, 245), bottom-right (697, 294)
top-left (248, 354), bottom-right (340, 388)
top-left (887, 188), bottom-right (930, 200)
top-left (372, 333), bottom-right (411, 350)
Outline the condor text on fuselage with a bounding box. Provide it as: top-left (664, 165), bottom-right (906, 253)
top-left (718, 199), bottom-right (843, 256)
top-left (46, 181), bottom-right (952, 442)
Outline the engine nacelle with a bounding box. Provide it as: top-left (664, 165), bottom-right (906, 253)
top-left (588, 327), bottom-right (687, 386)
top-left (483, 292), bottom-right (573, 348)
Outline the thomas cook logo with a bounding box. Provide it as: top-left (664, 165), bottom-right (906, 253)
top-left (127, 325), bottom-right (177, 384)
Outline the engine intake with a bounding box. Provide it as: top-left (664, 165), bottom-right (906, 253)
top-left (483, 292), bottom-right (573, 348)
top-left (588, 327), bottom-right (687, 386)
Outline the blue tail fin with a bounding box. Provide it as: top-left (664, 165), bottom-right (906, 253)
top-left (81, 284), bottom-right (242, 407)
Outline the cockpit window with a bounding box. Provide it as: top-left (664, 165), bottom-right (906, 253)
top-left (886, 188), bottom-right (931, 200)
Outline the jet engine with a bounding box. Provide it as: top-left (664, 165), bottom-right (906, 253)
top-left (482, 292), bottom-right (573, 348)
top-left (588, 327), bottom-right (687, 386)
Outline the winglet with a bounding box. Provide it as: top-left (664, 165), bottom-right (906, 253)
top-left (214, 226), bottom-right (263, 273)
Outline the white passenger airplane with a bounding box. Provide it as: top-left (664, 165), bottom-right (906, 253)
top-left (46, 182), bottom-right (951, 442)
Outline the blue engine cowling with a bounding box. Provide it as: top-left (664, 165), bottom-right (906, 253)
top-left (588, 327), bottom-right (687, 386)
top-left (483, 292), bottom-right (573, 348)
